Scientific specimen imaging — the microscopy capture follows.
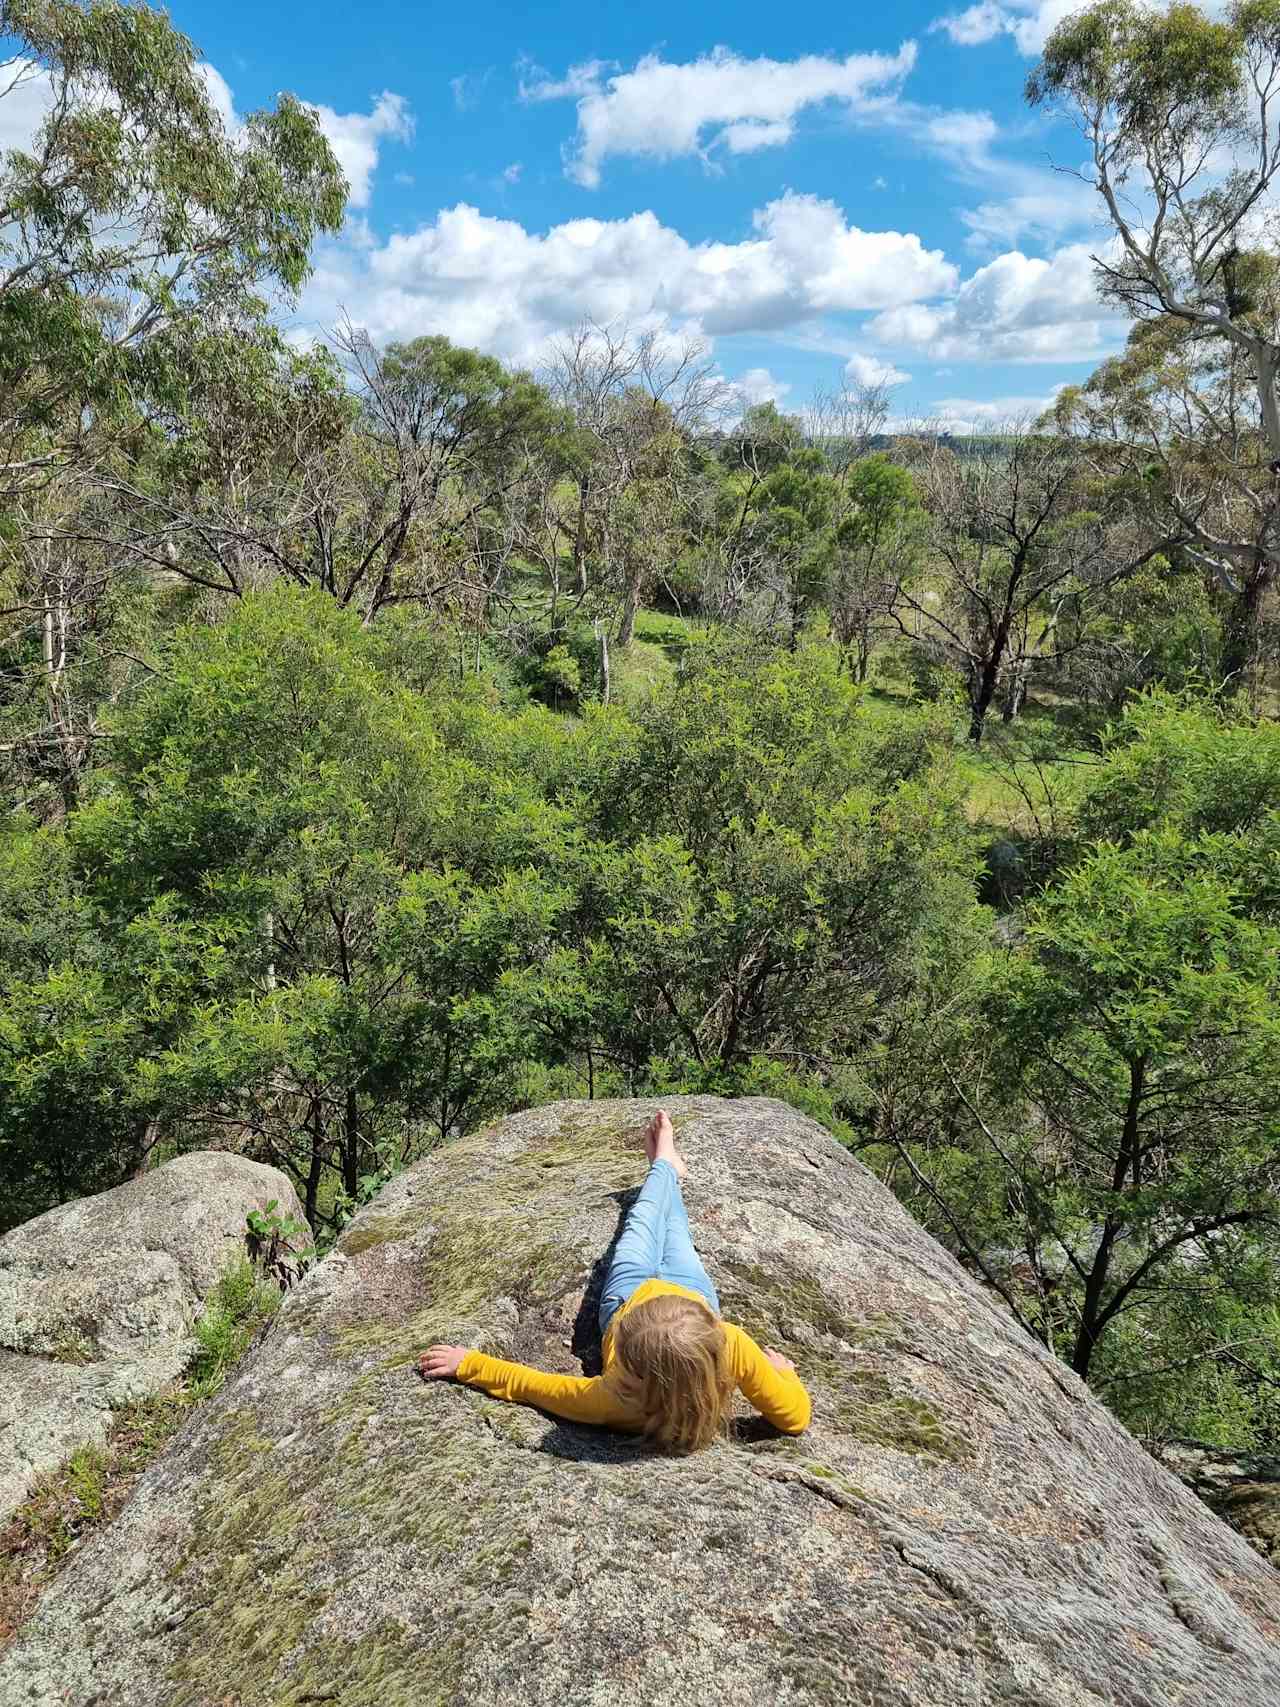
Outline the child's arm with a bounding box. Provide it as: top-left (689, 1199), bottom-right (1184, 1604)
top-left (723, 1324), bottom-right (812, 1433)
top-left (419, 1344), bottom-right (635, 1429)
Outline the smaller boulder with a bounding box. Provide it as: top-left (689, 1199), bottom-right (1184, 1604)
top-left (0, 1153), bottom-right (304, 1524)
top-left (1156, 1438), bottom-right (1280, 1567)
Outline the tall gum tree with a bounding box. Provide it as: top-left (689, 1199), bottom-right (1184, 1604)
top-left (1029, 0), bottom-right (1280, 701)
top-left (903, 425), bottom-right (1161, 743)
top-left (0, 0), bottom-right (347, 492)
top-left (0, 0), bottom-right (347, 809)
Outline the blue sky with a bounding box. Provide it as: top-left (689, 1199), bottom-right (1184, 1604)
top-left (34, 0), bottom-right (1129, 426)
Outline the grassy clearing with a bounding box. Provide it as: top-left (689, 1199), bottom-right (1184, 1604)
top-left (954, 744), bottom-right (1084, 836)
top-left (611, 638), bottom-right (673, 703)
top-left (610, 610), bottom-right (700, 706)
top-left (630, 609), bottom-right (698, 650)
top-left (0, 1258), bottom-right (281, 1649)
top-left (861, 664), bottom-right (1094, 838)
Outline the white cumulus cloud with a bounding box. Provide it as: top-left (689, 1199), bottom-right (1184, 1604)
top-left (931, 3), bottom-right (1008, 45)
top-left (845, 352), bottom-right (911, 387)
top-left (306, 92), bottom-right (412, 209)
top-left (728, 367), bottom-right (793, 408)
top-left (299, 193), bottom-right (957, 363)
top-left (869, 242), bottom-right (1124, 362)
top-left (521, 43), bottom-right (919, 187)
top-left (931, 1), bottom-right (1097, 55)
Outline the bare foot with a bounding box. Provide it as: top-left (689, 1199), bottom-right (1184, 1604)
top-left (645, 1109), bottom-right (687, 1181)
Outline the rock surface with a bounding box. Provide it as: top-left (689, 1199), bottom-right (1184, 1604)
top-left (1157, 1440), bottom-right (1280, 1568)
top-left (2, 1096), bottom-right (1278, 1706)
top-left (0, 1151), bottom-right (303, 1524)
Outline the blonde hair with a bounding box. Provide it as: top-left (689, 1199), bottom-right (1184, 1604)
top-left (610, 1294), bottom-right (734, 1455)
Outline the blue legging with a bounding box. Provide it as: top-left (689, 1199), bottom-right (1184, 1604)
top-left (598, 1159), bottom-right (720, 1334)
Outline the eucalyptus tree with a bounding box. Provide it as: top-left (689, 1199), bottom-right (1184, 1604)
top-left (904, 425), bottom-right (1161, 742)
top-left (0, 0), bottom-right (346, 497)
top-left (541, 321), bottom-right (726, 642)
top-left (828, 453), bottom-right (924, 682)
top-left (804, 375), bottom-right (893, 484)
top-left (82, 328), bottom-right (566, 626)
top-left (1030, 0), bottom-right (1280, 700)
top-left (0, 0), bottom-right (346, 810)
top-left (341, 328), bottom-right (568, 617)
top-left (684, 402), bottom-right (805, 626)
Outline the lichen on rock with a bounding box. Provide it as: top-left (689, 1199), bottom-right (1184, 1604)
top-left (2, 1097), bottom-right (1278, 1707)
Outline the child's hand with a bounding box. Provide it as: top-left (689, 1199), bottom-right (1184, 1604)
top-left (418, 1345), bottom-right (468, 1380)
top-left (764, 1346), bottom-right (796, 1375)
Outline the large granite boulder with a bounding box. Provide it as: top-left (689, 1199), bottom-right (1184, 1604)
top-left (2, 1097), bottom-right (1278, 1706)
top-left (0, 1152), bottom-right (303, 1525)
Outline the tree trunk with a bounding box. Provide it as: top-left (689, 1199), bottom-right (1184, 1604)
top-left (41, 559), bottom-right (80, 814)
top-left (617, 565), bottom-right (641, 648)
top-left (596, 619), bottom-right (611, 705)
top-left (968, 659), bottom-right (1000, 743)
top-left (1219, 560), bottom-right (1270, 709)
top-left (855, 626), bottom-right (872, 684)
top-left (304, 1104), bottom-right (325, 1228)
top-left (572, 479), bottom-right (590, 598)
top-left (1001, 666), bottom-right (1027, 723)
top-left (343, 1086), bottom-right (360, 1201)
top-left (131, 1119), bottom-right (161, 1180)
top-left (969, 610), bottom-right (1013, 744)
top-left (1071, 1058), bottom-right (1145, 1377)
top-left (1070, 1221), bottom-right (1119, 1379)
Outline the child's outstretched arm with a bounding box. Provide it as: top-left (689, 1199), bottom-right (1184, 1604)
top-left (723, 1325), bottom-right (812, 1433)
top-left (419, 1343), bottom-right (635, 1429)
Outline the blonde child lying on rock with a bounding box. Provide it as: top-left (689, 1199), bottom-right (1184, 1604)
top-left (419, 1109), bottom-right (812, 1454)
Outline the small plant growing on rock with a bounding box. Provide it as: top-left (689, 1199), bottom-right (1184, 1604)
top-left (0, 1395), bottom-right (188, 1643)
top-left (245, 1200), bottom-right (314, 1285)
top-left (188, 1259), bottom-right (282, 1400)
top-left (326, 1162), bottom-right (401, 1252)
top-left (1, 1259), bottom-right (285, 1644)
top-left (49, 1330), bottom-right (95, 1367)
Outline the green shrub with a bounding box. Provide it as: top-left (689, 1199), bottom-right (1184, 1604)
top-left (188, 1259), bottom-right (281, 1400)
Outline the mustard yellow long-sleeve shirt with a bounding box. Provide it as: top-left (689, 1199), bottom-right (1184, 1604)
top-left (455, 1278), bottom-right (812, 1434)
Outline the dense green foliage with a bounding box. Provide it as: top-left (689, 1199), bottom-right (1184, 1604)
top-left (0, 590), bottom-right (976, 1227)
top-left (1, 0), bottom-right (1277, 1461)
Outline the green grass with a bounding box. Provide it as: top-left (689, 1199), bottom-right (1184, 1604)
top-left (611, 610), bottom-right (700, 706)
top-left (955, 746), bottom-right (1077, 833)
top-left (611, 638), bottom-right (673, 703)
top-left (860, 661), bottom-right (1093, 837)
top-left (630, 609), bottom-right (698, 651)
